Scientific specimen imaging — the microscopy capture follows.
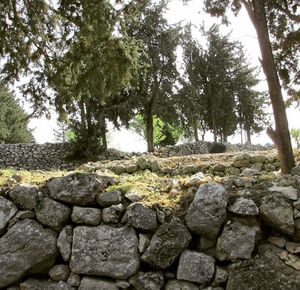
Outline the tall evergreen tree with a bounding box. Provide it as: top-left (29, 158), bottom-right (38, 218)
top-left (0, 85), bottom-right (34, 143)
top-left (126, 0), bottom-right (181, 152)
top-left (201, 0), bottom-right (296, 174)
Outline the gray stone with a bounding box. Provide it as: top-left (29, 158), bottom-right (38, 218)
top-left (129, 271), bottom-right (164, 290)
top-left (116, 280), bottom-right (130, 289)
top-left (228, 197), bottom-right (259, 216)
top-left (126, 203), bottom-right (157, 230)
top-left (125, 190), bottom-right (143, 202)
top-left (35, 196), bottom-right (71, 231)
top-left (48, 264), bottom-right (70, 281)
top-left (57, 225), bottom-right (73, 262)
top-left (102, 203), bottom-right (124, 223)
top-left (185, 172), bottom-right (205, 186)
top-left (126, 165), bottom-right (138, 173)
top-left (156, 208), bottom-right (165, 224)
top-left (141, 218), bottom-right (191, 269)
top-left (115, 165), bottom-right (126, 175)
top-left (294, 199), bottom-right (300, 210)
top-left (70, 225), bottom-right (139, 279)
top-left (47, 173), bottom-right (106, 206)
top-left (177, 250), bottom-right (215, 284)
top-left (280, 250), bottom-right (300, 270)
top-left (216, 221), bottom-right (257, 261)
top-left (20, 279), bottom-right (59, 290)
top-left (79, 277), bottom-right (117, 290)
top-left (225, 167), bottom-right (240, 176)
top-left (198, 236), bottom-right (216, 250)
top-left (0, 196), bottom-right (18, 232)
top-left (269, 185), bottom-right (298, 201)
top-left (181, 165), bottom-right (198, 174)
top-left (165, 280), bottom-right (199, 290)
top-left (8, 184), bottom-right (38, 210)
top-left (241, 168), bottom-right (261, 177)
top-left (268, 236), bottom-right (286, 248)
top-left (96, 190), bottom-right (122, 207)
top-left (55, 281), bottom-right (74, 290)
top-left (227, 244), bottom-right (300, 290)
top-left (185, 183), bottom-right (228, 239)
top-left (259, 192), bottom-right (294, 235)
top-left (212, 267), bottom-right (228, 286)
top-left (139, 233), bottom-right (150, 253)
top-left (291, 166), bottom-right (300, 176)
top-left (67, 272), bottom-right (81, 287)
top-left (0, 219), bottom-right (58, 288)
top-left (150, 160), bottom-right (160, 172)
top-left (137, 157), bottom-right (148, 170)
top-left (71, 206), bottom-right (101, 225)
top-left (286, 242), bottom-right (300, 254)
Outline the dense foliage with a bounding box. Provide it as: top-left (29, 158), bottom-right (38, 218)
top-left (0, 85), bottom-right (33, 144)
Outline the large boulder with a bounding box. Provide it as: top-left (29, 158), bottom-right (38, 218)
top-left (0, 196), bottom-right (18, 233)
top-left (70, 225), bottom-right (139, 279)
top-left (141, 218), bottom-right (191, 269)
top-left (0, 219), bottom-right (58, 288)
top-left (185, 183), bottom-right (228, 239)
top-left (46, 173), bottom-right (106, 206)
top-left (226, 244), bottom-right (300, 290)
top-left (216, 221), bottom-right (257, 261)
top-left (8, 184), bottom-right (38, 210)
top-left (259, 192), bottom-right (294, 235)
top-left (177, 250), bottom-right (215, 284)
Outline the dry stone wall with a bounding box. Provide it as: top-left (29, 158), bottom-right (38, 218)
top-left (0, 143), bottom-right (75, 170)
top-left (1, 170), bottom-right (300, 289)
top-left (0, 141), bottom-right (273, 171)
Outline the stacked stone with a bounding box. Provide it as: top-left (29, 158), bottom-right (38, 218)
top-left (1, 170), bottom-right (300, 289)
top-left (0, 143), bottom-right (74, 170)
top-left (105, 152), bottom-right (281, 176)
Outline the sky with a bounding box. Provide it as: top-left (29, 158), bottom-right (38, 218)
top-left (26, 0), bottom-right (299, 151)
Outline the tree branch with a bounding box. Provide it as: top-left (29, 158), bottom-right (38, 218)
top-left (277, 1), bottom-right (300, 23)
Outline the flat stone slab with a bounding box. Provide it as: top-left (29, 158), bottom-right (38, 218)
top-left (70, 225), bottom-right (139, 279)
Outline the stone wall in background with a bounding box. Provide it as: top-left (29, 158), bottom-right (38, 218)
top-left (1, 171), bottom-right (300, 289)
top-left (0, 143), bottom-right (75, 170)
top-left (0, 141), bottom-right (274, 171)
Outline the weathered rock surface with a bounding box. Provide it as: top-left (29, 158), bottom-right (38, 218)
top-left (0, 196), bottom-right (17, 232)
top-left (126, 203), bottom-right (157, 230)
top-left (70, 225), bottom-right (139, 279)
top-left (216, 221), bottom-right (257, 261)
top-left (96, 190), bottom-right (122, 207)
top-left (8, 184), bottom-right (38, 210)
top-left (47, 173), bottom-right (105, 206)
top-left (177, 250), bottom-right (215, 284)
top-left (226, 244), bottom-right (300, 290)
top-left (0, 219), bottom-right (58, 288)
top-left (48, 264), bottom-right (70, 281)
top-left (269, 185), bottom-right (298, 201)
top-left (259, 192), bottom-right (294, 235)
top-left (165, 280), bottom-right (199, 290)
top-left (79, 277), bottom-right (117, 290)
top-left (71, 206), bottom-right (101, 225)
top-left (228, 197), bottom-right (259, 216)
top-left (57, 225), bottom-right (73, 261)
top-left (102, 204), bottom-right (124, 223)
top-left (141, 218), bottom-right (191, 269)
top-left (185, 183), bottom-right (228, 239)
top-left (35, 196), bottom-right (71, 231)
top-left (129, 271), bottom-right (164, 290)
top-left (20, 278), bottom-right (60, 290)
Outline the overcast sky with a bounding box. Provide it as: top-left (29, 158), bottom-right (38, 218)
top-left (27, 0), bottom-right (299, 150)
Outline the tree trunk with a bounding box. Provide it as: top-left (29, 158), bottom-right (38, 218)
top-left (99, 112), bottom-right (107, 151)
top-left (246, 128), bottom-right (251, 144)
top-left (145, 97), bottom-right (155, 152)
top-left (245, 0), bottom-right (295, 174)
top-left (193, 119), bottom-right (199, 142)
